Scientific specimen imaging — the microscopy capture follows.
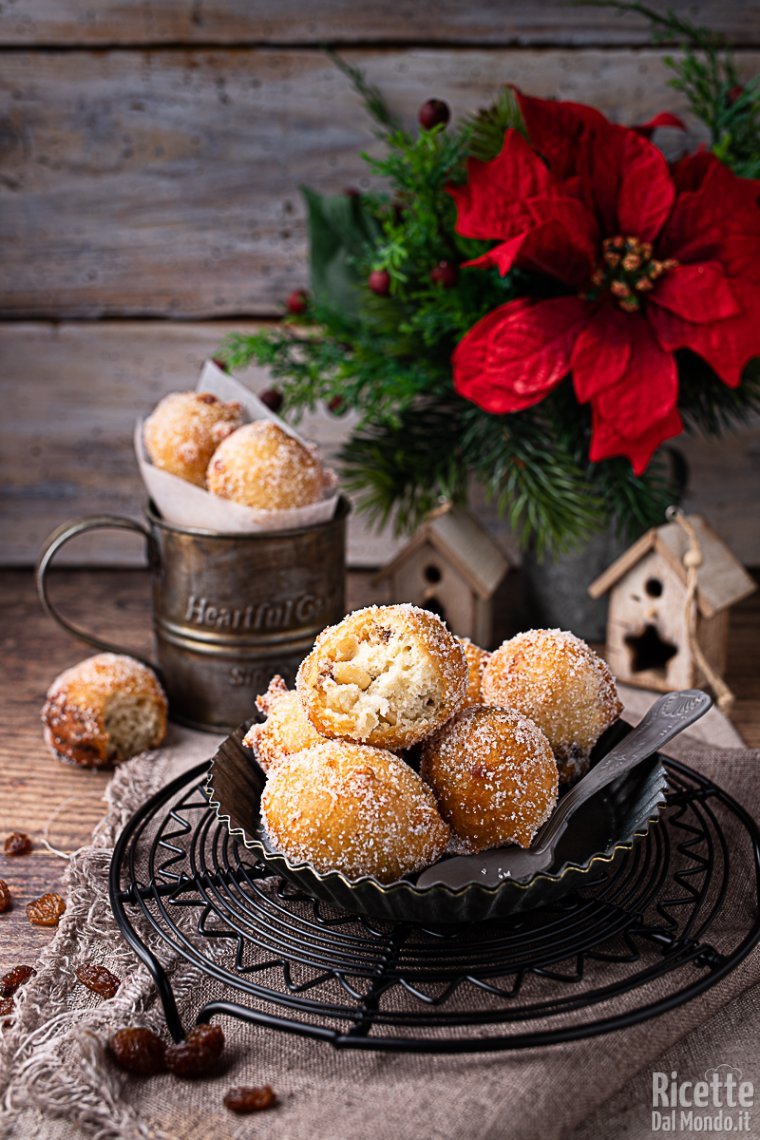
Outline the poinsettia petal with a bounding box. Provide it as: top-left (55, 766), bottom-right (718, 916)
top-left (616, 130), bottom-right (675, 242)
top-left (453, 296), bottom-right (590, 413)
top-left (648, 262), bottom-right (740, 323)
top-left (669, 149), bottom-right (715, 195)
top-left (571, 303), bottom-right (632, 401)
top-left (514, 89), bottom-right (609, 182)
top-left (660, 154), bottom-right (760, 265)
top-left (649, 277), bottom-right (760, 387)
top-left (631, 112), bottom-right (686, 138)
top-left (466, 216), bottom-right (596, 287)
top-left (720, 234), bottom-right (760, 284)
top-left (590, 404), bottom-right (684, 475)
top-left (588, 317), bottom-right (679, 472)
top-left (448, 131), bottom-right (557, 241)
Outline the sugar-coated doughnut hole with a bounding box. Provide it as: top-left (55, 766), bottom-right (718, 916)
top-left (482, 628), bottom-right (622, 784)
top-left (206, 421), bottom-right (326, 510)
top-left (420, 705), bottom-right (558, 853)
top-left (243, 675), bottom-right (324, 773)
top-left (456, 637), bottom-right (491, 708)
top-left (143, 391), bottom-right (243, 487)
top-left (261, 740), bottom-right (450, 882)
top-left (42, 653), bottom-right (167, 768)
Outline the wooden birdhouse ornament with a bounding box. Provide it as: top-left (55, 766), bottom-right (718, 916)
top-left (588, 510), bottom-right (756, 708)
top-left (373, 503), bottom-right (512, 647)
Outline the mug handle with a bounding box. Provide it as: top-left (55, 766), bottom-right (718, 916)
top-left (35, 515), bottom-right (156, 668)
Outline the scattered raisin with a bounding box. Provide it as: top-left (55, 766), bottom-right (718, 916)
top-left (4, 833), bottom-right (32, 856)
top-left (26, 892), bottom-right (66, 927)
top-left (108, 1027), bottom-right (166, 1076)
top-left (0, 880), bottom-right (11, 913)
top-left (75, 962), bottom-right (120, 1000)
top-left (165, 1023), bottom-right (225, 1078)
top-left (0, 965), bottom-right (36, 997)
top-left (223, 1085), bottom-right (277, 1113)
top-left (0, 996), bottom-right (14, 1025)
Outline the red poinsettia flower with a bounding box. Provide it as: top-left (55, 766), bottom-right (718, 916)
top-left (450, 91), bottom-right (760, 473)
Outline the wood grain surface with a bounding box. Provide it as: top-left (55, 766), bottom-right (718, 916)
top-left (1, 5), bottom-right (757, 573)
top-left (1, 565), bottom-right (758, 973)
top-left (2, 321), bottom-right (759, 567)
top-left (3, 47), bottom-right (758, 319)
top-left (1, 1), bottom-right (755, 47)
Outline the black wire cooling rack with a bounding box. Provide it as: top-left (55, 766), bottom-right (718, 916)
top-left (109, 757), bottom-right (760, 1052)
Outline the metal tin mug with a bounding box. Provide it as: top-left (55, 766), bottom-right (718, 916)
top-left (36, 498), bottom-right (349, 732)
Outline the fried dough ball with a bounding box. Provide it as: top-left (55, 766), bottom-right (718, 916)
top-left (42, 654), bottom-right (167, 768)
top-left (144, 391), bottom-right (243, 487)
top-left (206, 421), bottom-right (326, 510)
top-left (243, 675), bottom-right (323, 773)
top-left (482, 629), bottom-right (623, 784)
top-left (296, 604), bottom-right (467, 750)
top-left (457, 637), bottom-right (490, 708)
top-left (260, 740), bottom-right (451, 882)
top-left (420, 705), bottom-right (558, 853)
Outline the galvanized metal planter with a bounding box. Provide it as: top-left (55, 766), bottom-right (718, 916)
top-left (36, 498), bottom-right (349, 732)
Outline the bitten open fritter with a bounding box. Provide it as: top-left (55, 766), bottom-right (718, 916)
top-left (296, 604), bottom-right (467, 750)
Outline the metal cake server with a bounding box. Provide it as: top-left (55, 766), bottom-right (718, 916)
top-left (416, 688), bottom-right (712, 890)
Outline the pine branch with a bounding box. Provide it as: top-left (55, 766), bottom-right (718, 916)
top-left (583, 1), bottom-right (723, 48)
top-left (591, 452), bottom-right (681, 540)
top-left (463, 86), bottom-right (526, 162)
top-left (339, 399), bottom-right (470, 533)
top-left (678, 352), bottom-right (760, 436)
top-left (459, 399), bottom-right (606, 558)
top-left (327, 50), bottom-right (404, 139)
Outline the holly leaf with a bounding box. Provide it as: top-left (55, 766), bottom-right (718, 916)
top-left (301, 187), bottom-right (380, 318)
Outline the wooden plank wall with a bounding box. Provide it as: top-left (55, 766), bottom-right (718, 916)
top-left (1, 1), bottom-right (758, 567)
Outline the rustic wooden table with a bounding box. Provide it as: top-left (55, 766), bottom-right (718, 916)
top-left (2, 567), bottom-right (759, 974)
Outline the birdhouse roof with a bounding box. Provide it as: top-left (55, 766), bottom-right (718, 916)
top-left (374, 504), bottom-right (511, 599)
top-left (587, 514), bottom-right (756, 619)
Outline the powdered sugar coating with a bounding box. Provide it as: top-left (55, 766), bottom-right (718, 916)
top-left (206, 421), bottom-right (327, 510)
top-left (42, 653), bottom-right (167, 768)
top-left (144, 391), bottom-right (243, 487)
top-left (296, 604), bottom-right (468, 749)
top-left (243, 675), bottom-right (324, 773)
top-left (457, 637), bottom-right (491, 708)
top-left (261, 740), bottom-right (450, 882)
top-left (420, 704), bottom-right (558, 853)
top-left (482, 629), bottom-right (623, 784)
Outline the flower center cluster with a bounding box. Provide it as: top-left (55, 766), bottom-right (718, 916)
top-left (585, 235), bottom-right (677, 312)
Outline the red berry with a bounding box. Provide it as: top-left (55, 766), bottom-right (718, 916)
top-left (259, 388), bottom-right (284, 413)
top-left (286, 289), bottom-right (309, 315)
top-left (211, 356), bottom-right (229, 373)
top-left (727, 85), bottom-right (745, 106)
top-left (327, 396), bottom-right (346, 416)
top-left (368, 269), bottom-right (391, 296)
top-left (418, 99), bottom-right (450, 131)
top-left (430, 261), bottom-right (458, 289)
top-left (343, 186), bottom-right (360, 198)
